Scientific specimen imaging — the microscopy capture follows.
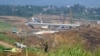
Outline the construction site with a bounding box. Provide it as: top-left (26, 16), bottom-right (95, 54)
top-left (0, 14), bottom-right (100, 56)
top-left (0, 0), bottom-right (100, 55)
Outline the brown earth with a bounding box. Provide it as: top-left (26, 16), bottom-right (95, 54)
top-left (0, 40), bottom-right (14, 48)
top-left (0, 40), bottom-right (22, 52)
top-left (0, 16), bottom-right (100, 56)
top-left (4, 24), bottom-right (100, 50)
top-left (0, 52), bottom-right (37, 56)
top-left (1, 16), bottom-right (100, 50)
top-left (1, 24), bottom-right (100, 56)
top-left (54, 24), bottom-right (100, 49)
top-left (0, 16), bottom-right (32, 30)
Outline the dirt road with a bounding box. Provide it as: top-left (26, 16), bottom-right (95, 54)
top-left (0, 40), bottom-right (22, 52)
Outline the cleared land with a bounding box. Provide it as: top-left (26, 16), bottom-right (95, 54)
top-left (0, 16), bottom-right (100, 56)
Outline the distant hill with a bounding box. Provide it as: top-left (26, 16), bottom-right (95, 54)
top-left (0, 5), bottom-right (100, 20)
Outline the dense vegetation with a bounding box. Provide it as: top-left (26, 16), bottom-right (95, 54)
top-left (45, 45), bottom-right (100, 56)
top-left (0, 44), bottom-right (100, 56)
top-left (0, 45), bottom-right (5, 52)
top-left (0, 4), bottom-right (100, 19)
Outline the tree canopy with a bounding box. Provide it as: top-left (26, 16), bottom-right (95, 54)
top-left (0, 4), bottom-right (100, 20)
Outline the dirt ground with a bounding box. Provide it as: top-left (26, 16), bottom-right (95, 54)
top-left (3, 24), bottom-right (100, 50)
top-left (0, 16), bottom-right (100, 55)
top-left (0, 16), bottom-right (32, 30)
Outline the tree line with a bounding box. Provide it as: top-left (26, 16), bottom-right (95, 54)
top-left (0, 4), bottom-right (100, 20)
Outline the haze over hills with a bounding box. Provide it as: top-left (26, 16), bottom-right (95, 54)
top-left (0, 0), bottom-right (100, 8)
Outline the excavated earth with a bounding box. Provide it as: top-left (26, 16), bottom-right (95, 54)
top-left (1, 16), bottom-right (100, 56)
top-left (1, 24), bottom-right (100, 56)
top-left (5, 24), bottom-right (100, 50)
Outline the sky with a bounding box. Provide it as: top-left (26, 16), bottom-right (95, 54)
top-left (0, 0), bottom-right (100, 8)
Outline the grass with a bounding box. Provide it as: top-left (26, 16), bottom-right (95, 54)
top-left (0, 22), bottom-right (15, 44)
top-left (0, 33), bottom-right (16, 44)
top-left (0, 45), bottom-right (5, 52)
top-left (0, 22), bottom-right (12, 31)
top-left (46, 45), bottom-right (91, 56)
top-left (33, 44), bottom-right (100, 56)
top-left (0, 34), bottom-right (99, 56)
top-left (0, 41), bottom-right (100, 56)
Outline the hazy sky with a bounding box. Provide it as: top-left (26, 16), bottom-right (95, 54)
top-left (0, 0), bottom-right (100, 7)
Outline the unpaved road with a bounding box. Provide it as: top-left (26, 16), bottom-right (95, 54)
top-left (0, 40), bottom-right (22, 52)
top-left (0, 41), bottom-right (14, 48)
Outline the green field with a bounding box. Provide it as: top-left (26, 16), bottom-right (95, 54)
top-left (35, 45), bottom-right (100, 56)
top-left (0, 33), bottom-right (16, 44)
top-left (0, 22), bottom-right (12, 31)
top-left (0, 44), bottom-right (100, 56)
top-left (0, 45), bottom-right (5, 52)
top-left (22, 44), bottom-right (100, 56)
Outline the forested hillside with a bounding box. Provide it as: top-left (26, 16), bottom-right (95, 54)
top-left (0, 4), bottom-right (100, 20)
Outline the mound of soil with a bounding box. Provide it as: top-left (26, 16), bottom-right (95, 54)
top-left (53, 24), bottom-right (100, 50)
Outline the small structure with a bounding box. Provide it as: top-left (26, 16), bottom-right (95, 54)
top-left (97, 21), bottom-right (100, 24)
top-left (12, 27), bottom-right (17, 33)
top-left (15, 42), bottom-right (27, 49)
